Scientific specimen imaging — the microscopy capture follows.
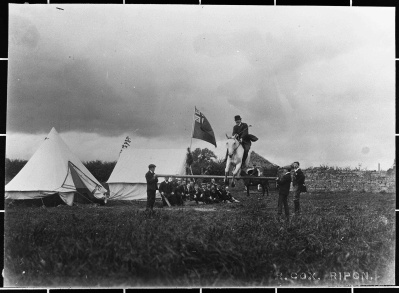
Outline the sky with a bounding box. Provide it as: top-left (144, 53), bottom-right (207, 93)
top-left (6, 4), bottom-right (395, 170)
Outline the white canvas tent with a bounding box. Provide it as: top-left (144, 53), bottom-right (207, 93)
top-left (107, 148), bottom-right (187, 200)
top-left (5, 127), bottom-right (106, 206)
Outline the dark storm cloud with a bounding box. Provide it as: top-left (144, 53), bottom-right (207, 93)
top-left (8, 51), bottom-right (196, 138)
top-left (7, 5), bottom-right (394, 162)
top-left (7, 12), bottom-right (199, 138)
top-left (6, 5), bottom-right (395, 169)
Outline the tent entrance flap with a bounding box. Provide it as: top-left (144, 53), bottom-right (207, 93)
top-left (67, 161), bottom-right (104, 203)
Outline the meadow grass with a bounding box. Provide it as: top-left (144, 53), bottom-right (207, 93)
top-left (4, 191), bottom-right (395, 287)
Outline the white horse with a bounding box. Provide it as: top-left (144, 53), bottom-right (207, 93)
top-left (224, 134), bottom-right (250, 187)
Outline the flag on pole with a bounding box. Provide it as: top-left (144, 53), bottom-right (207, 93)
top-left (192, 107), bottom-right (217, 147)
top-left (119, 136), bottom-right (131, 155)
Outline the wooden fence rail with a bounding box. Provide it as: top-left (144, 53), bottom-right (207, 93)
top-left (156, 174), bottom-right (277, 180)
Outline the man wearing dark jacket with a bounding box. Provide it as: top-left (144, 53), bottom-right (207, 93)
top-left (174, 179), bottom-right (185, 206)
top-left (232, 115), bottom-right (251, 168)
top-left (292, 161), bottom-right (305, 214)
top-left (145, 164), bottom-right (158, 215)
top-left (276, 166), bottom-right (292, 219)
top-left (193, 183), bottom-right (204, 204)
top-left (224, 115), bottom-right (252, 168)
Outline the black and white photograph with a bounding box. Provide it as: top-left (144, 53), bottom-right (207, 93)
top-left (4, 3), bottom-right (395, 287)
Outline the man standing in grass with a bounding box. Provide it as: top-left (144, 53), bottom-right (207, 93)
top-left (292, 161), bottom-right (305, 215)
top-left (276, 166), bottom-right (292, 220)
top-left (145, 164), bottom-right (158, 216)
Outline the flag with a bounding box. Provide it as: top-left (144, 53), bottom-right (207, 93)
top-left (119, 136), bottom-right (131, 155)
top-left (192, 107), bottom-right (217, 147)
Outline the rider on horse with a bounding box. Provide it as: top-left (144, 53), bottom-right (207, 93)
top-left (224, 115), bottom-right (252, 169)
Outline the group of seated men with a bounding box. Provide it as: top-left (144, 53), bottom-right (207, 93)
top-left (158, 176), bottom-right (239, 206)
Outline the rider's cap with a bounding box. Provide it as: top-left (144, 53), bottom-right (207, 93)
top-left (234, 115), bottom-right (242, 121)
top-left (148, 164), bottom-right (156, 168)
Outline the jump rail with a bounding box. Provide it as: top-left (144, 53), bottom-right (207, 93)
top-left (156, 174), bottom-right (277, 180)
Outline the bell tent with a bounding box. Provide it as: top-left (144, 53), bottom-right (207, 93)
top-left (5, 127), bottom-right (106, 206)
top-left (107, 148), bottom-right (188, 201)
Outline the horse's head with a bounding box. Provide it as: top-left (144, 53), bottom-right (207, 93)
top-left (225, 134), bottom-right (240, 159)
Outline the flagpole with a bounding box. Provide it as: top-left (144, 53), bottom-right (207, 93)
top-left (189, 106), bottom-right (196, 150)
top-left (187, 106), bottom-right (196, 177)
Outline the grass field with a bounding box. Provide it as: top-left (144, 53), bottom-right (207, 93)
top-left (4, 190), bottom-right (395, 287)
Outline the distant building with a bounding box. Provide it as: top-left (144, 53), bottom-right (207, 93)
top-left (248, 151), bottom-right (279, 175)
top-left (387, 159), bottom-right (396, 176)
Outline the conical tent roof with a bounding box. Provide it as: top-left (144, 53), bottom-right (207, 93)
top-left (5, 128), bottom-right (105, 201)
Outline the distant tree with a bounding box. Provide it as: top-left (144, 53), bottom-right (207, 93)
top-left (83, 160), bottom-right (116, 183)
top-left (191, 148), bottom-right (217, 164)
top-left (187, 148), bottom-right (225, 184)
top-left (203, 159), bottom-right (226, 176)
top-left (190, 148), bottom-right (217, 175)
top-left (5, 158), bottom-right (28, 183)
top-left (319, 164), bottom-right (329, 170)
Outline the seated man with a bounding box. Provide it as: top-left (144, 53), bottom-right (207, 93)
top-left (193, 184), bottom-right (204, 204)
top-left (169, 177), bottom-right (179, 206)
top-left (210, 185), bottom-right (221, 203)
top-left (187, 182), bottom-right (195, 201)
top-left (174, 179), bottom-right (185, 206)
top-left (203, 183), bottom-right (213, 204)
top-left (159, 176), bottom-right (174, 206)
top-left (220, 185), bottom-right (229, 203)
top-left (210, 178), bottom-right (218, 189)
top-left (222, 186), bottom-right (240, 203)
top-left (215, 184), bottom-right (224, 199)
top-left (181, 180), bottom-right (188, 202)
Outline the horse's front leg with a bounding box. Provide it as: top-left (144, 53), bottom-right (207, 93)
top-left (224, 171), bottom-right (230, 186)
top-left (224, 159), bottom-right (231, 186)
top-left (231, 163), bottom-right (242, 188)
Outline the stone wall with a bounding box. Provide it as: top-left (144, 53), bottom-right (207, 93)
top-left (303, 169), bottom-right (396, 193)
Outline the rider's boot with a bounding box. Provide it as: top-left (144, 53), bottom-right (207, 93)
top-left (242, 149), bottom-right (248, 169)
